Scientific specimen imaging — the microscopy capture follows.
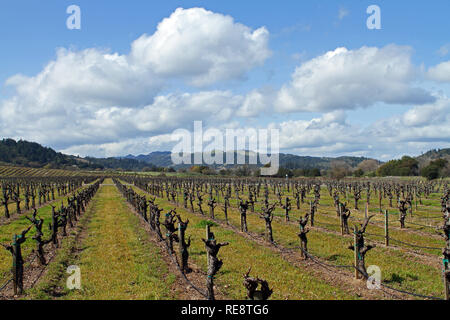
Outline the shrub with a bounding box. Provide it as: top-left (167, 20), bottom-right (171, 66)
top-left (421, 158), bottom-right (448, 180)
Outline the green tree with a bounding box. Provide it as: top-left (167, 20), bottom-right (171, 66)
top-left (377, 156), bottom-right (419, 177)
top-left (353, 168), bottom-right (364, 177)
top-left (421, 158), bottom-right (448, 180)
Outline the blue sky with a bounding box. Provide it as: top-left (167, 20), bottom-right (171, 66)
top-left (0, 1), bottom-right (449, 160)
top-left (2, 1), bottom-right (449, 83)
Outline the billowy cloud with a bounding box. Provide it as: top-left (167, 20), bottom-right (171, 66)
top-left (60, 100), bottom-right (450, 160)
top-left (427, 61), bottom-right (450, 82)
top-left (275, 45), bottom-right (434, 113)
top-left (0, 7), bottom-right (271, 150)
top-left (0, 90), bottom-right (245, 150)
top-left (0, 8), bottom-right (447, 160)
top-left (368, 96), bottom-right (450, 144)
top-left (130, 7), bottom-right (271, 86)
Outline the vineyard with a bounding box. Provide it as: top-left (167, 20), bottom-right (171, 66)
top-left (0, 165), bottom-right (95, 178)
top-left (0, 171), bottom-right (449, 300)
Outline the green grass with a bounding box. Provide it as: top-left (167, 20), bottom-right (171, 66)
top-left (26, 198), bottom-right (96, 299)
top-left (194, 220), bottom-right (219, 228)
top-left (38, 180), bottom-right (177, 300)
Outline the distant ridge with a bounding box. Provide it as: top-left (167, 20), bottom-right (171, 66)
top-left (416, 148), bottom-right (450, 161)
top-left (416, 148), bottom-right (450, 166)
top-left (2, 138), bottom-right (448, 172)
top-left (0, 138), bottom-right (148, 171)
top-left (122, 151), bottom-right (379, 170)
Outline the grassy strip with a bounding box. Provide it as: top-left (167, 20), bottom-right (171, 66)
top-left (40, 181), bottom-right (176, 300)
top-left (26, 191), bottom-right (97, 299)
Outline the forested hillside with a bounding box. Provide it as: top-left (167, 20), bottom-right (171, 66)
top-left (0, 139), bottom-right (147, 171)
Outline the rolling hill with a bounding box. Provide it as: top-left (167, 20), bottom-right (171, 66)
top-left (416, 148), bottom-right (450, 163)
top-left (122, 151), bottom-right (378, 170)
top-left (0, 138), bottom-right (148, 171)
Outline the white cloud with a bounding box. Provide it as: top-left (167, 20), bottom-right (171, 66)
top-left (0, 89), bottom-right (244, 151)
top-left (131, 91), bottom-right (242, 133)
top-left (427, 61), bottom-right (450, 82)
top-left (60, 135), bottom-right (176, 158)
top-left (266, 97), bottom-right (450, 159)
top-left (2, 7), bottom-right (271, 115)
top-left (269, 111), bottom-right (363, 154)
top-left (5, 48), bottom-right (162, 111)
top-left (0, 7), bottom-right (272, 154)
top-left (236, 88), bottom-right (274, 117)
top-left (338, 8), bottom-right (349, 20)
top-left (48, 97), bottom-right (450, 159)
top-left (437, 44), bottom-right (450, 57)
top-left (0, 9), bottom-right (447, 163)
top-left (275, 45), bottom-right (434, 113)
top-left (130, 7), bottom-right (271, 86)
top-left (369, 96), bottom-right (450, 144)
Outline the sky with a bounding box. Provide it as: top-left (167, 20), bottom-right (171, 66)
top-left (0, 0), bottom-right (449, 161)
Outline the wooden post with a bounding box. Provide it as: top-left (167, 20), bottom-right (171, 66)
top-left (384, 210), bottom-right (389, 247)
top-left (178, 223), bottom-right (183, 256)
top-left (365, 202), bottom-right (368, 220)
top-left (415, 191), bottom-right (418, 211)
top-left (339, 204), bottom-right (344, 235)
top-left (409, 201), bottom-right (413, 217)
top-left (206, 224), bottom-right (211, 265)
top-left (354, 228), bottom-right (359, 279)
top-left (379, 190), bottom-right (382, 213)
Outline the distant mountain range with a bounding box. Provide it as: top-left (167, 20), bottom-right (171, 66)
top-left (123, 148), bottom-right (450, 170)
top-left (1, 138), bottom-right (448, 172)
top-left (121, 151), bottom-right (378, 170)
top-left (122, 151), bottom-right (173, 167)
